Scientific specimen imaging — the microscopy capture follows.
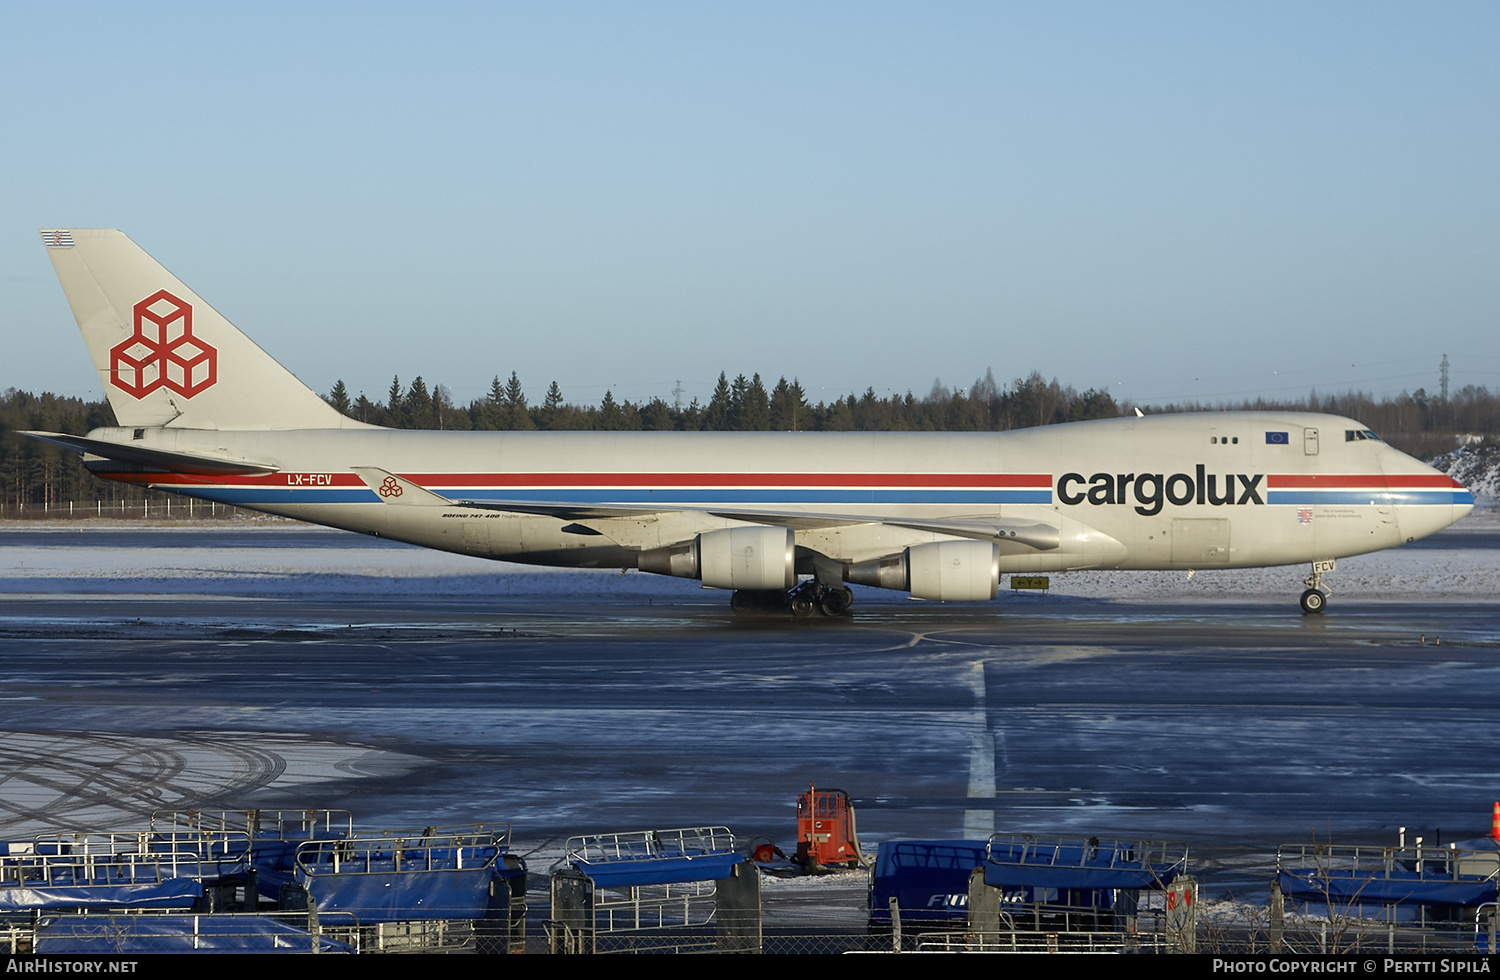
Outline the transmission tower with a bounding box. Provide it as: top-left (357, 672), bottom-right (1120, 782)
top-left (1440, 353), bottom-right (1449, 400)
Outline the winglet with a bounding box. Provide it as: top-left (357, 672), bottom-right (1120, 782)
top-left (350, 467), bottom-right (453, 506)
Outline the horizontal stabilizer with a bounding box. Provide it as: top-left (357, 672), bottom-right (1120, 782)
top-left (350, 467), bottom-right (456, 506)
top-left (21, 431), bottom-right (278, 476)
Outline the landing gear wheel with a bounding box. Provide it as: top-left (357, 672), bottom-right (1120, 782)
top-left (818, 588), bottom-right (851, 617)
top-left (1300, 589), bottom-right (1327, 615)
top-left (731, 591), bottom-right (755, 614)
top-left (790, 595), bottom-right (815, 618)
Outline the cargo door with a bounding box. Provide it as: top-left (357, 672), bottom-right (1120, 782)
top-left (1171, 519), bottom-right (1230, 564)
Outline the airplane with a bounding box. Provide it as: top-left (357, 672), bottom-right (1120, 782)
top-left (25, 228), bottom-right (1474, 617)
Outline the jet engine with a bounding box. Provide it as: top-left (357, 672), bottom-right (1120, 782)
top-left (638, 526), bottom-right (796, 591)
top-left (846, 539), bottom-right (999, 601)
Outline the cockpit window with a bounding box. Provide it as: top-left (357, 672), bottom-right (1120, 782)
top-left (1345, 429), bottom-right (1384, 442)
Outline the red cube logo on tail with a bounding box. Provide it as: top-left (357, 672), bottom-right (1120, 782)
top-left (109, 290), bottom-right (218, 398)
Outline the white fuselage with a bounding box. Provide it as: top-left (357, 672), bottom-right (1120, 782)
top-left (94, 410), bottom-right (1471, 577)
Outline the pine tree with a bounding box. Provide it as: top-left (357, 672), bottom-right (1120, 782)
top-left (640, 397), bottom-right (674, 430)
top-left (504, 371), bottom-right (533, 429)
top-left (770, 377), bottom-right (808, 432)
top-left (537, 381), bottom-right (564, 430)
top-left (741, 373), bottom-right (770, 430)
top-left (728, 374), bottom-right (751, 430)
top-left (704, 373), bottom-right (732, 431)
top-left (598, 390), bottom-right (625, 430)
top-left (386, 376), bottom-right (402, 426)
top-left (326, 380), bottom-right (351, 415)
top-left (405, 376), bottom-right (433, 429)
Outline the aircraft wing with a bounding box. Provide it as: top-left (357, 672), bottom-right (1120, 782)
top-left (351, 468), bottom-right (1060, 550)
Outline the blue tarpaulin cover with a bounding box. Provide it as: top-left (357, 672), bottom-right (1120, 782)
top-left (299, 867), bottom-right (495, 922)
top-left (574, 852), bottom-right (743, 889)
top-left (984, 840), bottom-right (1181, 891)
top-left (0, 878), bottom-right (203, 911)
top-left (869, 840), bottom-right (987, 925)
top-left (34, 915), bottom-right (353, 953)
top-left (251, 831), bottom-right (348, 899)
top-left (1278, 870), bottom-right (1498, 907)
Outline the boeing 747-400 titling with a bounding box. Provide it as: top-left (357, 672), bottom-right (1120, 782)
top-left (27, 229), bottom-right (1473, 616)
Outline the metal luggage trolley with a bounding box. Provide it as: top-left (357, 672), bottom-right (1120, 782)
top-left (548, 826), bottom-right (759, 954)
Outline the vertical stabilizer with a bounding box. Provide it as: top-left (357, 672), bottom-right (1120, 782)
top-left (40, 228), bottom-right (358, 430)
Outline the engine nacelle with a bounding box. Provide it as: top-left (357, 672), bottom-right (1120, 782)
top-left (846, 540), bottom-right (999, 601)
top-left (638, 526), bottom-right (795, 591)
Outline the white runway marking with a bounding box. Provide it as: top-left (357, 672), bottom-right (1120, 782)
top-left (963, 660), bottom-right (995, 838)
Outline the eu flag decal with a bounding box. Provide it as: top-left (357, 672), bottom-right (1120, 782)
top-left (1266, 431), bottom-right (1289, 445)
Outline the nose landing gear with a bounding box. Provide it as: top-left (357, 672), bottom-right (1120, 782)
top-left (1300, 559), bottom-right (1335, 614)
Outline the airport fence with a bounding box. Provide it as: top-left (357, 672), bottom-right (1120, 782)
top-left (0, 499), bottom-right (271, 522)
top-left (6, 919), bottom-right (1484, 956)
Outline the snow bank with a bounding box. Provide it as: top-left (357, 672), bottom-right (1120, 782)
top-left (1430, 443), bottom-right (1500, 510)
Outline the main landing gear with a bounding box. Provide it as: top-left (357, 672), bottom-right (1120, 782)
top-left (788, 580), bottom-right (853, 618)
top-left (730, 582), bottom-right (855, 618)
top-left (1300, 559), bottom-right (1335, 615)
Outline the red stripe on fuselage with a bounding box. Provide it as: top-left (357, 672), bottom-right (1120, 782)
top-left (407, 472), bottom-right (1054, 488)
top-left (1268, 474), bottom-right (1463, 489)
top-left (111, 471), bottom-right (1056, 489)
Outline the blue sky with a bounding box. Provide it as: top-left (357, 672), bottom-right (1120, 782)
top-left (4, 2), bottom-right (1496, 411)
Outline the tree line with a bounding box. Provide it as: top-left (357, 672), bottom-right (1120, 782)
top-left (3, 372), bottom-right (1497, 508)
top-left (324, 369), bottom-right (1119, 434)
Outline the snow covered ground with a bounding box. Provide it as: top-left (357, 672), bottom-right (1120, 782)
top-left (1, 510), bottom-right (1494, 604)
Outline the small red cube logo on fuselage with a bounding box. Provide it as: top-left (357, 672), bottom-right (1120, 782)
top-left (109, 290), bottom-right (218, 397)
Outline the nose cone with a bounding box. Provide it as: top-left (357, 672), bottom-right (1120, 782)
top-left (1382, 449), bottom-right (1473, 543)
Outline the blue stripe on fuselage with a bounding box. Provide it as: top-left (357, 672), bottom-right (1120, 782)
top-left (165, 487), bottom-right (1058, 506)
top-left (1267, 490), bottom-right (1473, 506)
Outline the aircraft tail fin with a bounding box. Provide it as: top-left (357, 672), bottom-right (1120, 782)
top-left (39, 228), bottom-right (358, 430)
